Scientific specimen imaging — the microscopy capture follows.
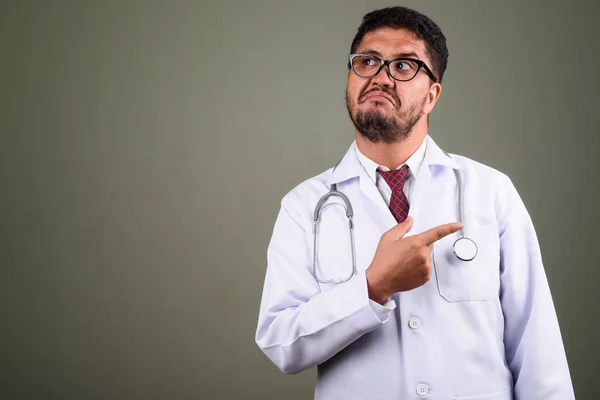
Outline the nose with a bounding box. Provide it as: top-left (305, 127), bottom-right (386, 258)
top-left (370, 63), bottom-right (395, 87)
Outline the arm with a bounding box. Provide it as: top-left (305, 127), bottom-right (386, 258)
top-left (498, 177), bottom-right (575, 399)
top-left (255, 196), bottom-right (393, 374)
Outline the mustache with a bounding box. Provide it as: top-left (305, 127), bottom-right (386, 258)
top-left (359, 88), bottom-right (399, 106)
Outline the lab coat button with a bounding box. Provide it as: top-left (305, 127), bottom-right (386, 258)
top-left (408, 317), bottom-right (422, 330)
top-left (416, 383), bottom-right (430, 396)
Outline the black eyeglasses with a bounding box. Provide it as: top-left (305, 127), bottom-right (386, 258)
top-left (348, 54), bottom-right (437, 82)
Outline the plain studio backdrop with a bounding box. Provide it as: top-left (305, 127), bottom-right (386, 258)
top-left (1, 0), bottom-right (599, 399)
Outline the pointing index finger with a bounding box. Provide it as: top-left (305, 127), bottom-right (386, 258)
top-left (419, 222), bottom-right (464, 245)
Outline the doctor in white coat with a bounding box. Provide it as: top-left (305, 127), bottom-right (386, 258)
top-left (255, 6), bottom-right (574, 399)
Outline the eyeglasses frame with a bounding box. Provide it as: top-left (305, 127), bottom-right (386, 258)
top-left (348, 53), bottom-right (438, 83)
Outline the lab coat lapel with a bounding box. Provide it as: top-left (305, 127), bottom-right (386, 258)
top-left (358, 168), bottom-right (394, 222)
top-left (325, 142), bottom-right (394, 274)
top-left (327, 142), bottom-right (394, 222)
top-left (409, 135), bottom-right (463, 234)
top-left (407, 160), bottom-right (432, 230)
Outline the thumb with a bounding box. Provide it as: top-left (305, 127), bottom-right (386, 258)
top-left (388, 216), bottom-right (414, 240)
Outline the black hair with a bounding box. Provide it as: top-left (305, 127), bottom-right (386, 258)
top-left (349, 6), bottom-right (449, 83)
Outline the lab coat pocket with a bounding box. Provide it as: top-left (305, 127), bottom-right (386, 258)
top-left (433, 226), bottom-right (500, 302)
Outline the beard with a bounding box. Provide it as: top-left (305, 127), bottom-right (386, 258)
top-left (346, 89), bottom-right (425, 144)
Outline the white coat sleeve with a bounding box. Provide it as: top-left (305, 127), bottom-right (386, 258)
top-left (255, 196), bottom-right (393, 374)
top-left (498, 177), bottom-right (575, 399)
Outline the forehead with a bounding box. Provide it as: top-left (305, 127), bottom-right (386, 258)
top-left (356, 27), bottom-right (429, 61)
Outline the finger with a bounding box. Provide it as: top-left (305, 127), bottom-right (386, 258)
top-left (388, 216), bottom-right (414, 240)
top-left (418, 222), bottom-right (463, 245)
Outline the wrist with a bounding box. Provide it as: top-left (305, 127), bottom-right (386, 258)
top-left (366, 267), bottom-right (389, 304)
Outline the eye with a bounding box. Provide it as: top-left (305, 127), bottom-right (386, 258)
top-left (395, 61), bottom-right (414, 71)
top-left (362, 57), bottom-right (377, 66)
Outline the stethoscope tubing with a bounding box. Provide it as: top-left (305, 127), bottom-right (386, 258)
top-left (312, 152), bottom-right (477, 284)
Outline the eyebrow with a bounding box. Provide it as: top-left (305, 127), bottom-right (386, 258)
top-left (360, 49), bottom-right (421, 60)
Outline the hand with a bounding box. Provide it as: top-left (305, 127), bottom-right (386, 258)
top-left (366, 217), bottom-right (463, 304)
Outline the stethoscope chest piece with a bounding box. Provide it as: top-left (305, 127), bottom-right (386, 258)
top-left (453, 237), bottom-right (478, 261)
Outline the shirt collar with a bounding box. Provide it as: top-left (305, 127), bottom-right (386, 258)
top-left (353, 137), bottom-right (427, 185)
top-left (327, 134), bottom-right (462, 186)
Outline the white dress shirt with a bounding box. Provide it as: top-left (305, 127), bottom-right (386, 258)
top-left (353, 137), bottom-right (427, 207)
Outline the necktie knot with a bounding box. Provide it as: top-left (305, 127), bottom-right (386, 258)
top-left (378, 165), bottom-right (409, 193)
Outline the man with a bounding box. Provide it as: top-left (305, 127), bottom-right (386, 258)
top-left (255, 6), bottom-right (574, 399)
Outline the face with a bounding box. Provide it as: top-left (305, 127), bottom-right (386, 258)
top-left (346, 27), bottom-right (442, 144)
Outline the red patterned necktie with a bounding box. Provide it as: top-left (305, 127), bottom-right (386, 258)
top-left (378, 165), bottom-right (410, 223)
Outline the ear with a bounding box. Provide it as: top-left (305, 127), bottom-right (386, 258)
top-left (423, 82), bottom-right (442, 115)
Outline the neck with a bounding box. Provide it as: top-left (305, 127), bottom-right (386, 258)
top-left (355, 126), bottom-right (427, 170)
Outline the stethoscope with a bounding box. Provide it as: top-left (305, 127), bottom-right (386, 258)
top-left (312, 152), bottom-right (478, 284)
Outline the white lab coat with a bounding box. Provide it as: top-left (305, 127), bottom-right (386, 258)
top-left (255, 135), bottom-right (574, 399)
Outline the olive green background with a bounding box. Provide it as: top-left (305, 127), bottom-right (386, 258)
top-left (1, 0), bottom-right (598, 399)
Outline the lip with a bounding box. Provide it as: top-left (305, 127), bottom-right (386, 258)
top-left (362, 91), bottom-right (395, 106)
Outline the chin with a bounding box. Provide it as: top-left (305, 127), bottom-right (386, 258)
top-left (364, 105), bottom-right (393, 119)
